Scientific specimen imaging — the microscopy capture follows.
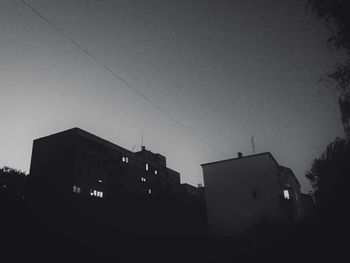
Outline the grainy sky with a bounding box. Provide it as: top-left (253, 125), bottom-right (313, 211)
top-left (0, 0), bottom-right (345, 193)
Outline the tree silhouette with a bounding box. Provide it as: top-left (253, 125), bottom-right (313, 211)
top-left (305, 137), bottom-right (350, 235)
top-left (0, 166), bottom-right (26, 199)
top-left (308, 0), bottom-right (350, 140)
top-left (307, 0), bottom-right (350, 90)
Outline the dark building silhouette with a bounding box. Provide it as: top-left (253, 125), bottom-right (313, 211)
top-left (25, 128), bottom-right (207, 236)
top-left (26, 127), bottom-right (203, 205)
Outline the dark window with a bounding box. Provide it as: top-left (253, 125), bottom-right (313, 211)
top-left (252, 187), bottom-right (261, 199)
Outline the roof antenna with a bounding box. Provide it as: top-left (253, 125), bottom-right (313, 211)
top-left (250, 136), bottom-right (255, 154)
top-left (141, 130), bottom-right (145, 150)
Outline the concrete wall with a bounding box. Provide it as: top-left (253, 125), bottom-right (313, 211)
top-left (202, 154), bottom-right (281, 236)
top-left (28, 129), bottom-right (76, 200)
top-left (277, 166), bottom-right (303, 222)
top-left (28, 127), bottom-right (183, 201)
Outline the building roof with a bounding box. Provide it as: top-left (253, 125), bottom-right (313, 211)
top-left (201, 152), bottom-right (280, 168)
top-left (34, 127), bottom-right (174, 170)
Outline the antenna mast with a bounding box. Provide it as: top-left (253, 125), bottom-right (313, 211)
top-left (250, 136), bottom-right (255, 154)
top-left (141, 130), bottom-right (144, 149)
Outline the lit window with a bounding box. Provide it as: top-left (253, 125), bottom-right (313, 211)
top-left (122, 156), bottom-right (129, 163)
top-left (98, 179), bottom-right (103, 183)
top-left (148, 189), bottom-right (152, 194)
top-left (73, 185), bottom-right (81, 193)
top-left (154, 170), bottom-right (158, 175)
top-left (90, 189), bottom-right (103, 198)
top-left (145, 163), bottom-right (149, 171)
top-left (283, 190), bottom-right (290, 199)
top-left (122, 157), bottom-right (125, 162)
top-left (141, 177), bottom-right (146, 182)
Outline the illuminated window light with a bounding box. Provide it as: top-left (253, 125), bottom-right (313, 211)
top-left (98, 179), bottom-right (103, 183)
top-left (154, 170), bottom-right (158, 175)
top-left (145, 163), bottom-right (149, 171)
top-left (73, 185), bottom-right (81, 193)
top-left (283, 190), bottom-right (290, 199)
top-left (90, 189), bottom-right (103, 198)
top-left (122, 156), bottom-right (129, 163)
top-left (148, 189), bottom-right (152, 194)
top-left (141, 177), bottom-right (146, 182)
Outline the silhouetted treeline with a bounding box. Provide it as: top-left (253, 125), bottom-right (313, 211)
top-left (305, 138), bottom-right (350, 243)
top-left (0, 166), bottom-right (26, 199)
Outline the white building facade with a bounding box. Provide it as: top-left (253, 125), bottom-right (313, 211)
top-left (201, 152), bottom-right (303, 236)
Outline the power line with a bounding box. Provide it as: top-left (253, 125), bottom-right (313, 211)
top-left (19, 0), bottom-right (230, 158)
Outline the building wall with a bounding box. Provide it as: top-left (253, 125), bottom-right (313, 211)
top-left (277, 166), bottom-right (303, 222)
top-left (202, 154), bottom-right (282, 236)
top-left (28, 128), bottom-right (184, 201)
top-left (28, 129), bottom-right (77, 200)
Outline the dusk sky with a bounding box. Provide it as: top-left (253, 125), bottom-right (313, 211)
top-left (0, 0), bottom-right (345, 193)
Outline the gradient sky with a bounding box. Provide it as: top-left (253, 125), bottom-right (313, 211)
top-left (0, 0), bottom-right (345, 193)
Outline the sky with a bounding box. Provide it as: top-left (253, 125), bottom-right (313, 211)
top-left (0, 0), bottom-right (345, 193)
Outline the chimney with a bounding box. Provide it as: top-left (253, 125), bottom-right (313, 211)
top-left (237, 152), bottom-right (243, 158)
top-left (141, 145), bottom-right (146, 151)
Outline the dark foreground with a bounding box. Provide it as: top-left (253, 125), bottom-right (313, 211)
top-left (1, 196), bottom-right (348, 263)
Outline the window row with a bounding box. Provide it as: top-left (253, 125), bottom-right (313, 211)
top-left (73, 185), bottom-right (103, 198)
top-left (81, 152), bottom-right (106, 169)
top-left (90, 189), bottom-right (103, 198)
top-left (121, 157), bottom-right (158, 175)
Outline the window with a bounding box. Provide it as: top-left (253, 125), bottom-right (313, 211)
top-left (141, 177), bottom-right (146, 182)
top-left (252, 187), bottom-right (261, 199)
top-left (98, 159), bottom-right (105, 168)
top-left (154, 169), bottom-right (158, 175)
top-left (283, 190), bottom-right (290, 199)
top-left (122, 156), bottom-right (129, 163)
top-left (145, 163), bottom-right (149, 171)
top-left (73, 185), bottom-right (81, 194)
top-left (99, 146), bottom-right (105, 153)
top-left (148, 189), bottom-right (152, 195)
top-left (90, 189), bottom-right (103, 198)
